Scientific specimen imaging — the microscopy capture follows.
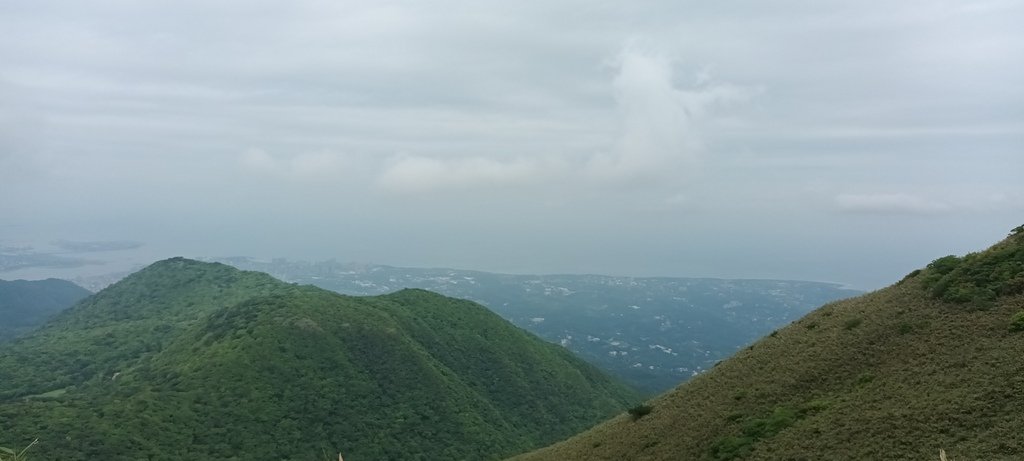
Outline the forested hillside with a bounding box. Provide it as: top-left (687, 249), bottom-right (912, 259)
top-left (0, 258), bottom-right (638, 460)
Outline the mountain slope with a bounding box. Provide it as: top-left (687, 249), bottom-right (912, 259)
top-left (511, 227), bottom-right (1024, 461)
top-left (0, 278), bottom-right (91, 342)
top-left (0, 258), bottom-right (638, 460)
top-left (215, 257), bottom-right (861, 393)
top-left (0, 258), bottom-right (284, 399)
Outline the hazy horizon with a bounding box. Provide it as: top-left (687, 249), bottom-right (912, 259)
top-left (3, 1), bottom-right (1022, 290)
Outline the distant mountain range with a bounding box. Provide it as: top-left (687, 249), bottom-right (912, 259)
top-left (0, 258), bottom-right (638, 460)
top-left (211, 257), bottom-right (861, 393)
top-left (0, 278), bottom-right (91, 343)
top-left (511, 226), bottom-right (1024, 460)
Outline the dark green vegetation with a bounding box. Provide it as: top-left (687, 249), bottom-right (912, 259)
top-left (0, 258), bottom-right (638, 460)
top-left (915, 233), bottom-right (1024, 307)
top-left (626, 403), bottom-right (653, 421)
top-left (217, 257), bottom-right (860, 394)
top-left (0, 278), bottom-right (91, 343)
top-left (511, 227), bottom-right (1024, 461)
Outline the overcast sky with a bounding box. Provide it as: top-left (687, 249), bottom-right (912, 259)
top-left (1, 0), bottom-right (1022, 289)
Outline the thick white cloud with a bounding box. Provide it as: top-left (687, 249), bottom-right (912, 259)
top-left (376, 45), bottom-right (754, 193)
top-left (587, 47), bottom-right (753, 183)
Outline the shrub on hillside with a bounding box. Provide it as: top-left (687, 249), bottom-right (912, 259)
top-left (709, 400), bottom-right (829, 460)
top-left (923, 232), bottom-right (1024, 307)
top-left (928, 255), bottom-right (962, 276)
top-left (897, 269), bottom-right (922, 285)
top-left (627, 403), bottom-right (654, 421)
top-left (709, 407), bottom-right (797, 460)
top-left (1010, 311), bottom-right (1024, 332)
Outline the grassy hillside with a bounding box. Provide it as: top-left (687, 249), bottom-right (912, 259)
top-left (0, 278), bottom-right (91, 343)
top-left (511, 226), bottom-right (1024, 461)
top-left (0, 258), bottom-right (638, 460)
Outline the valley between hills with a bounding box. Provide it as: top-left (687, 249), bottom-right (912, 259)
top-left (206, 258), bottom-right (860, 394)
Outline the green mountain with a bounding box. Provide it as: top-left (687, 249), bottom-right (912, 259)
top-left (0, 278), bottom-right (91, 343)
top-left (0, 258), bottom-right (638, 460)
top-left (511, 226), bottom-right (1024, 461)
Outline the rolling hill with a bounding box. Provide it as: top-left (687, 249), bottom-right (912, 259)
top-left (0, 258), bottom-right (638, 460)
top-left (0, 278), bottom-right (91, 343)
top-left (213, 257), bottom-right (860, 394)
top-left (510, 226), bottom-right (1024, 461)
